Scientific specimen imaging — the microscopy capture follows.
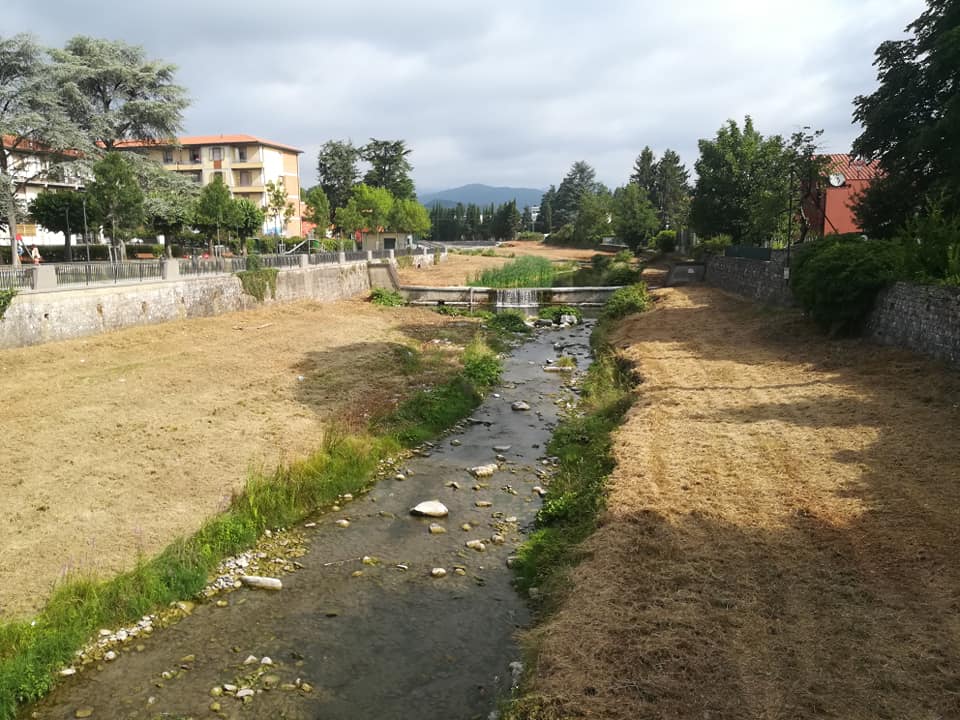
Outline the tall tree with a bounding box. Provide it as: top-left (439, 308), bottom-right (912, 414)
top-left (554, 162), bottom-right (599, 226)
top-left (52, 36), bottom-right (187, 150)
top-left (572, 190), bottom-right (612, 245)
top-left (690, 117), bottom-right (791, 244)
top-left (334, 183), bottom-right (394, 236)
top-left (231, 198), bottom-right (265, 241)
top-left (192, 174), bottom-right (234, 249)
top-left (361, 139), bottom-right (415, 200)
top-left (653, 149), bottom-right (691, 229)
top-left (316, 140), bottom-right (360, 214)
top-left (612, 183), bottom-right (659, 250)
top-left (852, 0), bottom-right (960, 236)
top-left (303, 185), bottom-right (331, 236)
top-left (389, 198), bottom-right (431, 235)
top-left (0, 33), bottom-right (89, 265)
top-left (536, 185), bottom-right (556, 233)
top-left (87, 152), bottom-right (143, 258)
top-left (27, 189), bottom-right (86, 260)
top-left (265, 179), bottom-right (295, 237)
top-left (140, 162), bottom-right (199, 254)
top-left (630, 146), bottom-right (657, 196)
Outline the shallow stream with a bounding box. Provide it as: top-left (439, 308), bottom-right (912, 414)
top-left (32, 321), bottom-right (594, 720)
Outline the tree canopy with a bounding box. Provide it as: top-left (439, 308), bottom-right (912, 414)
top-left (52, 36), bottom-right (187, 150)
top-left (852, 0), bottom-right (960, 236)
top-left (362, 139), bottom-right (415, 200)
top-left (316, 140), bottom-right (360, 214)
top-left (612, 183), bottom-right (659, 250)
top-left (554, 161), bottom-right (600, 226)
top-left (87, 152), bottom-right (144, 254)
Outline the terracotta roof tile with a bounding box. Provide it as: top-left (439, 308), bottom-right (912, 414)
top-left (822, 154), bottom-right (882, 182)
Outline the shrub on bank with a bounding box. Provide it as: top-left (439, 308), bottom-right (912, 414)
top-left (791, 238), bottom-right (905, 336)
top-left (601, 282), bottom-right (652, 319)
top-left (370, 287), bottom-right (406, 307)
top-left (692, 234), bottom-right (733, 261)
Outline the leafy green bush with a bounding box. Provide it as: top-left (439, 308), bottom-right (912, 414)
top-left (488, 311), bottom-right (531, 334)
top-left (538, 305), bottom-right (583, 324)
top-left (236, 266), bottom-right (278, 301)
top-left (481, 248), bottom-right (497, 257)
top-left (603, 262), bottom-right (639, 285)
top-left (601, 282), bottom-right (652, 319)
top-left (654, 229), bottom-right (677, 253)
top-left (245, 254), bottom-right (263, 271)
top-left (591, 253), bottom-right (613, 272)
top-left (895, 199), bottom-right (960, 284)
top-left (434, 306), bottom-right (494, 319)
top-left (461, 338), bottom-right (503, 387)
top-left (613, 249), bottom-right (634, 264)
top-left (370, 287), bottom-right (405, 307)
top-left (692, 234), bottom-right (733, 261)
top-left (792, 238), bottom-right (905, 335)
top-left (0, 289), bottom-right (16, 319)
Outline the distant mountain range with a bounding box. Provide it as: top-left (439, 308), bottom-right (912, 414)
top-left (418, 184), bottom-right (545, 209)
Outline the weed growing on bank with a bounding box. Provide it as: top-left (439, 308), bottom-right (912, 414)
top-left (370, 287), bottom-right (406, 307)
top-left (236, 255), bottom-right (279, 302)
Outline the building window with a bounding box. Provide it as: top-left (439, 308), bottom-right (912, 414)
top-left (237, 147), bottom-right (247, 162)
top-left (238, 171), bottom-right (252, 186)
top-left (211, 147), bottom-right (223, 161)
top-left (162, 149), bottom-right (174, 163)
top-left (190, 149), bottom-right (201, 163)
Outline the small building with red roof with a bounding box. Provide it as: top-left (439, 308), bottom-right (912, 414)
top-left (803, 154), bottom-right (881, 237)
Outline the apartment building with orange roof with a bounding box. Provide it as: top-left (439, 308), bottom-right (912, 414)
top-left (120, 134), bottom-right (303, 237)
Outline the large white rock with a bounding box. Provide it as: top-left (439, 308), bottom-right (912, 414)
top-left (470, 464), bottom-right (498, 478)
top-left (239, 575), bottom-right (283, 591)
top-left (410, 501), bottom-right (449, 518)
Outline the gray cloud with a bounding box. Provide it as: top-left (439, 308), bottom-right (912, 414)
top-left (8, 0), bottom-right (924, 192)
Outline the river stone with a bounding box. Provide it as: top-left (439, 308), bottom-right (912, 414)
top-left (491, 533), bottom-right (505, 545)
top-left (532, 486), bottom-right (547, 497)
top-left (451, 439), bottom-right (462, 446)
top-left (236, 688), bottom-right (255, 699)
top-left (240, 576), bottom-right (283, 591)
top-left (209, 700), bottom-right (222, 712)
top-left (223, 683), bottom-right (238, 693)
top-left (454, 567), bottom-right (467, 576)
top-left (395, 473), bottom-right (406, 481)
top-left (244, 655), bottom-right (259, 665)
top-left (461, 523), bottom-right (472, 531)
top-left (263, 674), bottom-right (281, 688)
top-left (104, 651), bottom-right (117, 662)
top-left (475, 500), bottom-right (493, 508)
top-left (446, 481), bottom-right (461, 490)
top-left (560, 314), bottom-right (579, 325)
top-left (431, 568), bottom-right (448, 578)
top-left (210, 686), bottom-right (223, 697)
top-left (335, 519), bottom-right (350, 528)
top-left (301, 682), bottom-right (314, 692)
top-left (428, 523), bottom-right (447, 535)
top-left (60, 667), bottom-right (77, 676)
top-left (493, 445), bottom-right (511, 452)
top-left (410, 500), bottom-right (449, 518)
top-left (75, 708), bottom-right (94, 719)
top-left (470, 464), bottom-right (498, 478)
top-left (466, 540), bottom-right (486, 552)
top-left (511, 401), bottom-right (531, 411)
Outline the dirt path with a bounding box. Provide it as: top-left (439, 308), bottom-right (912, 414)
top-left (524, 285), bottom-right (960, 719)
top-left (0, 300), bottom-right (474, 618)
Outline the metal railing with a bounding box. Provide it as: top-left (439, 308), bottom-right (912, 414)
top-left (258, 253), bottom-right (302, 269)
top-left (370, 249), bottom-right (392, 260)
top-left (343, 250), bottom-right (368, 262)
top-left (394, 247), bottom-right (416, 257)
top-left (0, 266), bottom-right (35, 290)
top-left (54, 261), bottom-right (164, 286)
top-left (179, 257), bottom-right (248, 276)
top-left (308, 252), bottom-right (340, 265)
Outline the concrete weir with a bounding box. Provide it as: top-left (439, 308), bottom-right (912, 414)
top-left (399, 285), bottom-right (622, 309)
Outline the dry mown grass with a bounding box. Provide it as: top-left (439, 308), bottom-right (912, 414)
top-left (0, 298), bottom-right (476, 618)
top-left (522, 285), bottom-right (960, 719)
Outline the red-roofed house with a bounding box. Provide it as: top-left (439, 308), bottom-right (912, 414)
top-left (119, 135), bottom-right (303, 237)
top-left (803, 154), bottom-right (881, 237)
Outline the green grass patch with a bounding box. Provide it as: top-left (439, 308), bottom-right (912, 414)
top-left (433, 306), bottom-right (495, 320)
top-left (236, 267), bottom-right (279, 302)
top-left (488, 311), bottom-right (532, 334)
top-left (370, 287), bottom-right (406, 307)
top-left (0, 289), bottom-right (16, 319)
top-left (537, 305), bottom-right (583, 324)
top-left (470, 256), bottom-right (556, 288)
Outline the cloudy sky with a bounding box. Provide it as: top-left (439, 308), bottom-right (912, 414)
top-left (9, 0), bottom-right (923, 193)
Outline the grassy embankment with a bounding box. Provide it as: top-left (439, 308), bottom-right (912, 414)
top-left (505, 283), bottom-right (652, 718)
top-left (0, 318), bottom-right (508, 720)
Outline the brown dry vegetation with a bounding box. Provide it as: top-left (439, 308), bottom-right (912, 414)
top-left (0, 299), bottom-right (475, 618)
top-left (523, 285), bottom-right (960, 719)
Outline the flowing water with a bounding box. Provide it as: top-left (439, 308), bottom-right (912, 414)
top-left (31, 322), bottom-right (594, 720)
top-left (494, 288), bottom-right (540, 313)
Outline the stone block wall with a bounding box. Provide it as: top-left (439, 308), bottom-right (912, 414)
top-left (705, 254), bottom-right (795, 306)
top-left (0, 262), bottom-right (371, 350)
top-left (867, 282), bottom-right (960, 366)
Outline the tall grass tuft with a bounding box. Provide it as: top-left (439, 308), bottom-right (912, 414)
top-left (470, 256), bottom-right (556, 288)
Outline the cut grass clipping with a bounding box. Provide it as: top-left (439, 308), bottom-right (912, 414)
top-left (0, 334), bottom-right (503, 720)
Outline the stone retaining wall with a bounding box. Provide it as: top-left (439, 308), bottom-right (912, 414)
top-left (0, 262), bottom-right (371, 350)
top-left (705, 254), bottom-right (795, 306)
top-left (867, 282), bottom-right (960, 366)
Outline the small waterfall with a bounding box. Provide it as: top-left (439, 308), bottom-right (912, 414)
top-left (495, 288), bottom-right (539, 314)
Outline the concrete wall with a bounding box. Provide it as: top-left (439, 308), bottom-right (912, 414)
top-left (0, 262), bottom-right (371, 350)
top-left (867, 282), bottom-right (960, 367)
top-left (399, 285), bottom-right (621, 307)
top-left (705, 253), bottom-right (795, 306)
